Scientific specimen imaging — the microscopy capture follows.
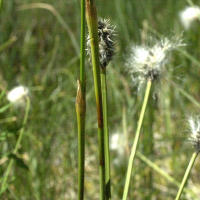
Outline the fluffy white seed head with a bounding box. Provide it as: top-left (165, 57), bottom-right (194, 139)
top-left (127, 36), bottom-right (184, 89)
top-left (86, 18), bottom-right (116, 69)
top-left (188, 116), bottom-right (200, 153)
top-left (179, 6), bottom-right (200, 30)
top-left (7, 86), bottom-right (29, 107)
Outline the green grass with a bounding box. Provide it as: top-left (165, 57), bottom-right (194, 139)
top-left (1, 0), bottom-right (200, 199)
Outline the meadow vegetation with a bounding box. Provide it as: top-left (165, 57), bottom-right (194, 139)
top-left (1, 0), bottom-right (200, 199)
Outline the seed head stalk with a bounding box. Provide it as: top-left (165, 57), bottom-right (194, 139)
top-left (80, 0), bottom-right (86, 87)
top-left (122, 78), bottom-right (152, 200)
top-left (95, 18), bottom-right (116, 200)
top-left (175, 152), bottom-right (198, 200)
top-left (1, 97), bottom-right (31, 192)
top-left (101, 67), bottom-right (111, 200)
top-left (76, 80), bottom-right (86, 200)
top-left (86, 16), bottom-right (116, 199)
top-left (76, 0), bottom-right (86, 199)
top-left (86, 0), bottom-right (105, 199)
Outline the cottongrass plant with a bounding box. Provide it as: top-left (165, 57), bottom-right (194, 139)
top-left (127, 36), bottom-right (184, 89)
top-left (86, 11), bottom-right (116, 199)
top-left (97, 18), bottom-right (116, 200)
top-left (175, 116), bottom-right (200, 200)
top-left (123, 36), bottom-right (184, 200)
top-left (86, 0), bottom-right (106, 199)
top-left (87, 17), bottom-right (116, 199)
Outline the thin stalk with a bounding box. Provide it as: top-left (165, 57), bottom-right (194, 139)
top-left (122, 79), bottom-right (152, 200)
top-left (76, 0), bottom-right (86, 199)
top-left (76, 80), bottom-right (86, 200)
top-left (101, 68), bottom-right (111, 200)
top-left (175, 152), bottom-right (198, 200)
top-left (1, 97), bottom-right (31, 192)
top-left (80, 0), bottom-right (86, 89)
top-left (86, 0), bottom-right (105, 199)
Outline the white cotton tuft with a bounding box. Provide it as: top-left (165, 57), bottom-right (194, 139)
top-left (7, 86), bottom-right (29, 107)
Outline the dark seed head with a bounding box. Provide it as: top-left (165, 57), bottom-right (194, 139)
top-left (87, 18), bottom-right (116, 69)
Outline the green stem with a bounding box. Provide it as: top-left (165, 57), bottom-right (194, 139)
top-left (86, 1), bottom-right (105, 199)
top-left (175, 152), bottom-right (198, 200)
top-left (101, 69), bottom-right (111, 200)
top-left (1, 97), bottom-right (31, 192)
top-left (76, 80), bottom-right (86, 200)
top-left (122, 79), bottom-right (152, 200)
top-left (80, 0), bottom-right (86, 88)
top-left (77, 0), bottom-right (86, 198)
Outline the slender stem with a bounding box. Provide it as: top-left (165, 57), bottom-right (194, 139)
top-left (1, 97), bottom-right (31, 192)
top-left (175, 152), bottom-right (198, 200)
top-left (122, 79), bottom-right (152, 200)
top-left (86, 1), bottom-right (105, 199)
top-left (76, 80), bottom-right (86, 200)
top-left (101, 69), bottom-right (111, 200)
top-left (76, 0), bottom-right (86, 199)
top-left (80, 0), bottom-right (86, 88)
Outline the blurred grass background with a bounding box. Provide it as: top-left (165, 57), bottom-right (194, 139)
top-left (1, 0), bottom-right (200, 199)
